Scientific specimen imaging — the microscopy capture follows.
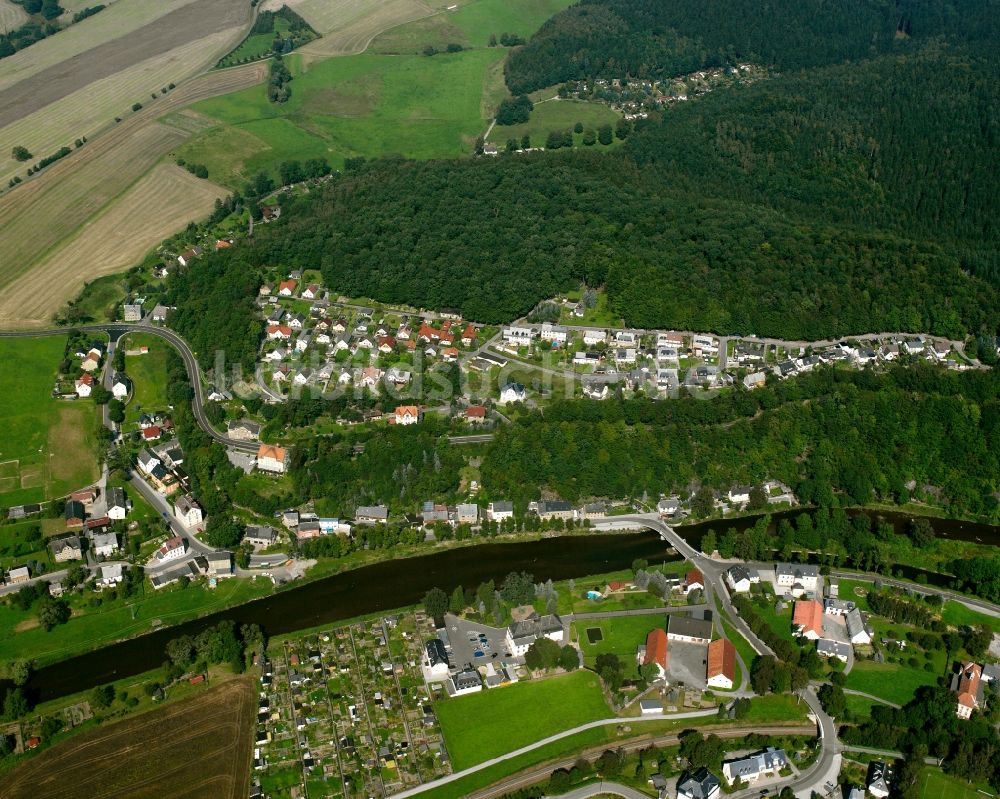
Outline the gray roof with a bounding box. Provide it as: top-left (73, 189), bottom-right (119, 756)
top-left (725, 747), bottom-right (788, 779)
top-left (537, 500), bottom-right (573, 513)
top-left (727, 565), bottom-right (752, 583)
top-left (356, 505), bottom-right (389, 520)
top-left (678, 767), bottom-right (721, 798)
top-left (775, 562), bottom-right (818, 579)
top-left (425, 639), bottom-right (448, 668)
top-left (846, 607), bottom-right (868, 638)
top-left (454, 668), bottom-right (480, 690)
top-left (667, 614), bottom-right (713, 641)
top-left (490, 501), bottom-right (514, 513)
top-left (50, 536), bottom-right (81, 555)
top-left (817, 639), bottom-right (851, 659)
top-left (108, 486), bottom-right (127, 510)
top-left (245, 525), bottom-right (276, 543)
top-left (507, 614), bottom-right (563, 643)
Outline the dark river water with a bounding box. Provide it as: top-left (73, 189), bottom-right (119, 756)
top-left (23, 532), bottom-right (676, 704)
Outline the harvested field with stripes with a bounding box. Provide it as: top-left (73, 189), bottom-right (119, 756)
top-left (0, 0), bottom-right (27, 34)
top-left (0, 678), bottom-right (256, 799)
top-left (0, 164), bottom-right (227, 327)
top-left (291, 0), bottom-right (439, 62)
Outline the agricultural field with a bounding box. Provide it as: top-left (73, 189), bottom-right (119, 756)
top-left (292, 0), bottom-right (439, 61)
top-left (0, 163), bottom-right (226, 327)
top-left (487, 97), bottom-right (622, 149)
top-left (434, 669), bottom-right (610, 770)
top-left (0, 0), bottom-right (26, 34)
top-left (0, 0), bottom-right (249, 185)
top-left (176, 47), bottom-right (507, 185)
top-left (0, 336), bottom-right (98, 507)
top-left (121, 332), bottom-right (170, 426)
top-left (0, 677), bottom-right (256, 799)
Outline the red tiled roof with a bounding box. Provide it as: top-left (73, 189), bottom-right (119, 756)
top-left (707, 638), bottom-right (736, 682)
top-left (956, 662), bottom-right (982, 709)
top-left (643, 628), bottom-right (668, 670)
top-left (466, 405), bottom-right (486, 419)
top-left (686, 569), bottom-right (704, 586)
top-left (793, 600), bottom-right (824, 637)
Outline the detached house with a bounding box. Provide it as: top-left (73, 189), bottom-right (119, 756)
top-left (107, 487), bottom-right (129, 519)
top-left (111, 372), bottom-right (132, 400)
top-left (792, 600), bottom-right (824, 640)
top-left (395, 406), bottom-right (421, 426)
top-left (156, 536), bottom-right (187, 563)
top-left (257, 444), bottom-right (288, 474)
top-left (75, 374), bottom-right (94, 397)
top-left (278, 280), bottom-right (297, 296)
top-left (952, 662), bottom-right (984, 719)
top-left (50, 536), bottom-right (82, 563)
top-left (174, 494), bottom-right (203, 528)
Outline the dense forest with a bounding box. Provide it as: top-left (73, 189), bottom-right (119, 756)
top-left (479, 364), bottom-right (1000, 520)
top-left (504, 0), bottom-right (1000, 92)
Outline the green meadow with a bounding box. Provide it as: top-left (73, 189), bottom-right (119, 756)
top-left (434, 670), bottom-right (610, 769)
top-left (0, 336), bottom-right (98, 506)
top-left (121, 332), bottom-right (170, 426)
top-left (488, 98), bottom-right (621, 149)
top-left (171, 0), bottom-right (581, 187)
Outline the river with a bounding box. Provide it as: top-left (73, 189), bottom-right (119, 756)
top-left (22, 531), bottom-right (676, 704)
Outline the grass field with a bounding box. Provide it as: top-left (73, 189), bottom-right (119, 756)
top-left (575, 615), bottom-right (664, 679)
top-left (0, 163), bottom-right (226, 327)
top-left (370, 0), bottom-right (573, 53)
top-left (122, 332), bottom-right (170, 425)
top-left (0, 336), bottom-right (98, 506)
top-left (0, 677), bottom-right (255, 799)
top-left (844, 692), bottom-right (881, 720)
top-left (920, 767), bottom-right (984, 799)
top-left (488, 97), bottom-right (621, 149)
top-left (434, 670), bottom-right (610, 769)
top-left (844, 659), bottom-right (938, 706)
top-left (0, 574), bottom-right (273, 666)
top-left (178, 46), bottom-right (507, 184)
top-left (218, 16), bottom-right (294, 67)
top-left (941, 600), bottom-right (998, 629)
top-left (293, 0), bottom-right (438, 60)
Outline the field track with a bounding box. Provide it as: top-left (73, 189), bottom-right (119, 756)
top-left (0, 0), bottom-right (250, 129)
top-left (0, 62), bottom-right (266, 313)
top-left (0, 164), bottom-right (228, 327)
top-left (0, 677), bottom-right (256, 799)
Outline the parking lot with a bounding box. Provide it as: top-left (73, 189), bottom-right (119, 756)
top-left (442, 614), bottom-right (511, 670)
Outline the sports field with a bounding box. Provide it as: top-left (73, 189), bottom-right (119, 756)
top-left (178, 46), bottom-right (507, 184)
top-left (0, 336), bottom-right (98, 506)
top-left (920, 768), bottom-right (983, 799)
top-left (0, 677), bottom-right (256, 799)
top-left (434, 670), bottom-right (610, 769)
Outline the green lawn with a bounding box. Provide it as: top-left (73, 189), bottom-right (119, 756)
top-left (574, 615), bottom-right (662, 679)
top-left (218, 17), bottom-right (294, 67)
top-left (940, 600), bottom-right (997, 630)
top-left (0, 336), bottom-right (99, 505)
top-left (0, 576), bottom-right (274, 667)
top-left (434, 670), bottom-right (611, 769)
top-left (920, 767), bottom-right (985, 799)
top-left (752, 598), bottom-right (795, 642)
top-left (489, 98), bottom-right (622, 150)
top-left (844, 692), bottom-right (881, 720)
top-left (65, 274), bottom-right (126, 324)
top-left (121, 332), bottom-right (169, 426)
top-left (845, 659), bottom-right (938, 706)
top-left (178, 48), bottom-right (507, 186)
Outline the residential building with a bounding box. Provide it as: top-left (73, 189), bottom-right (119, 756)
top-left (845, 607), bottom-right (872, 645)
top-left (111, 372), bottom-right (132, 400)
top-left (156, 536), bottom-right (187, 563)
top-left (727, 485), bottom-right (752, 505)
top-left (505, 613), bottom-right (564, 656)
top-left (50, 535), bottom-right (82, 562)
top-left (206, 551), bottom-right (233, 578)
top-left (725, 565), bottom-right (755, 593)
top-left (7, 566), bottom-right (30, 585)
top-left (107, 486), bottom-right (129, 520)
top-left (775, 562), bottom-right (819, 595)
top-left (97, 563), bottom-right (124, 588)
top-left (952, 662), bottom-right (984, 719)
top-left (487, 501), bottom-right (514, 521)
top-left (535, 500), bottom-right (574, 520)
top-left (539, 323), bottom-right (567, 344)
top-left (465, 405), bottom-right (487, 424)
top-left (639, 628), bottom-right (668, 678)
top-left (356, 506), bottom-right (389, 524)
top-left (123, 303), bottom-right (143, 322)
top-left (692, 335), bottom-right (718, 357)
top-left (666, 614), bottom-right (713, 644)
top-left (245, 526), bottom-right (277, 547)
top-left (639, 699), bottom-right (662, 715)
top-left (743, 371), bottom-right (767, 390)
top-left (75, 373), bottom-right (94, 397)
top-left (227, 419), bottom-right (262, 441)
top-left (451, 668), bottom-right (482, 696)
top-left (685, 569), bottom-right (705, 594)
top-left (257, 444), bottom-right (288, 474)
top-left (824, 598), bottom-right (855, 616)
top-left (792, 600), bottom-right (824, 640)
top-left (817, 639), bottom-right (850, 662)
top-left (722, 747), bottom-right (788, 786)
top-left (423, 639), bottom-right (450, 678)
top-left (657, 497), bottom-right (680, 517)
top-left (706, 639), bottom-right (736, 689)
top-left (583, 329), bottom-right (606, 345)
top-left (677, 767), bottom-right (721, 799)
top-left (867, 761), bottom-right (892, 798)
top-left (499, 382), bottom-right (526, 404)
top-left (174, 494), bottom-right (203, 528)
top-left (455, 504), bottom-right (478, 525)
top-left (64, 499), bottom-right (86, 528)
top-left (91, 531), bottom-right (119, 558)
top-left (394, 405), bottom-right (421, 425)
top-left (502, 326), bottom-right (533, 345)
